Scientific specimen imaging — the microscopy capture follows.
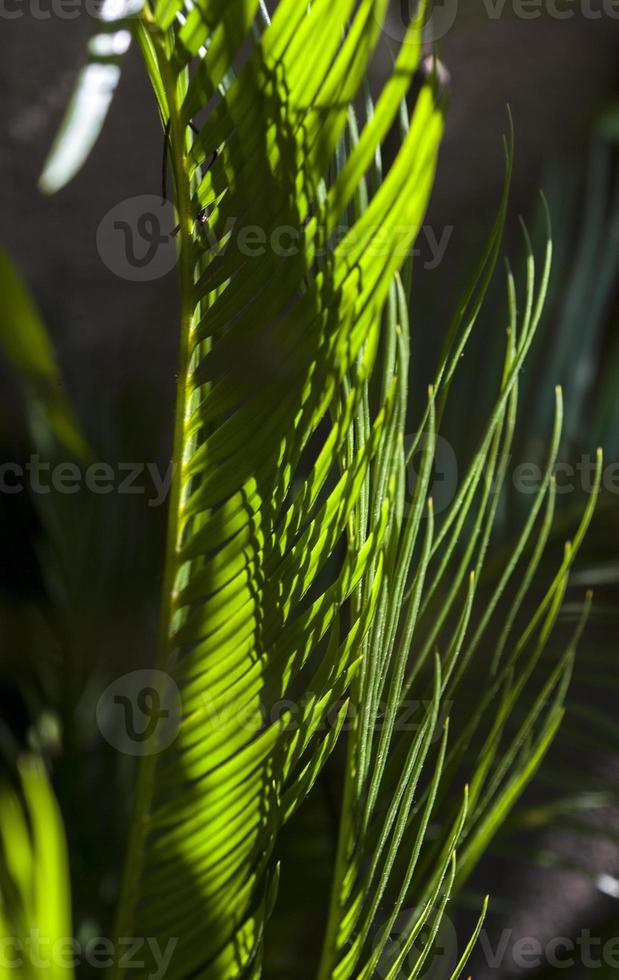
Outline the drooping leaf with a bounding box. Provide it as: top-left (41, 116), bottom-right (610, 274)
top-left (0, 246), bottom-right (87, 458)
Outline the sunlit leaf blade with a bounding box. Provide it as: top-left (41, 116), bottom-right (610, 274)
top-left (31, 0), bottom-right (604, 974)
top-left (39, 0), bottom-right (144, 194)
top-left (108, 2), bottom-right (442, 978)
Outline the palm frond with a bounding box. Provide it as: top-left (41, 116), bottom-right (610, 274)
top-left (28, 3), bottom-right (605, 978)
top-left (312, 174), bottom-right (602, 978)
top-left (99, 3), bottom-right (445, 977)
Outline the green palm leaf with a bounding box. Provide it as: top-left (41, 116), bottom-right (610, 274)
top-left (28, 3), bottom-right (603, 978)
top-left (104, 3), bottom-right (443, 977)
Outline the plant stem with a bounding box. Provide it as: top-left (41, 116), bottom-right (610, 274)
top-left (107, 14), bottom-right (194, 972)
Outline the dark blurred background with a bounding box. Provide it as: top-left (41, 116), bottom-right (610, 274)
top-left (1, 3), bottom-right (619, 978)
